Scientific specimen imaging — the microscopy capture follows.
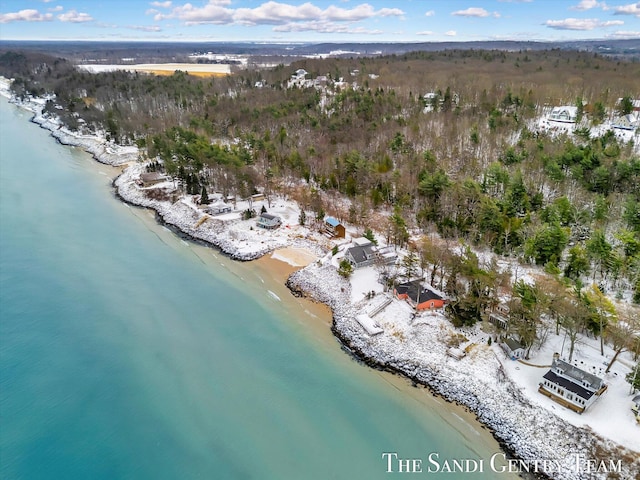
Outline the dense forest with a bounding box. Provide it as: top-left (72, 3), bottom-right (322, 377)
top-left (1, 48), bottom-right (639, 353)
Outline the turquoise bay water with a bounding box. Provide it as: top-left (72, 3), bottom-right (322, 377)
top-left (0, 98), bottom-right (514, 480)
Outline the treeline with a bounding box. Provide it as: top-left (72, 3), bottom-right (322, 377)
top-left (1, 48), bottom-right (638, 308)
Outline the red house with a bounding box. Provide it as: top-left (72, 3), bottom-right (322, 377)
top-left (394, 280), bottom-right (446, 310)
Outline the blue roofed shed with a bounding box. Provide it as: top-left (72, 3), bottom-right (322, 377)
top-left (323, 216), bottom-right (346, 238)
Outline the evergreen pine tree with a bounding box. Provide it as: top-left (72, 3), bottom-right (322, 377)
top-left (200, 185), bottom-right (210, 205)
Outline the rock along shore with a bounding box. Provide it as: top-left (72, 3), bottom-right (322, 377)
top-left (286, 263), bottom-right (640, 480)
top-left (4, 88), bottom-right (638, 480)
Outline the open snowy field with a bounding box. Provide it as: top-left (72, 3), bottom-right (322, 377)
top-left (77, 63), bottom-right (231, 76)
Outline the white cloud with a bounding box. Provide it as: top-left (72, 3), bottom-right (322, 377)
top-left (0, 9), bottom-right (53, 23)
top-left (571, 0), bottom-right (606, 10)
top-left (128, 24), bottom-right (163, 32)
top-left (156, 2), bottom-right (233, 25)
top-left (613, 2), bottom-right (640, 17)
top-left (273, 20), bottom-right (382, 34)
top-left (234, 2), bottom-right (401, 25)
top-left (445, 30), bottom-right (457, 36)
top-left (150, 1), bottom-right (172, 7)
top-left (48, 5), bottom-right (63, 12)
top-left (544, 17), bottom-right (624, 30)
top-left (416, 30), bottom-right (434, 35)
top-left (155, 1), bottom-right (403, 26)
top-left (424, 10), bottom-right (435, 17)
top-left (608, 29), bottom-right (640, 37)
top-left (452, 7), bottom-right (490, 17)
top-left (58, 10), bottom-right (93, 23)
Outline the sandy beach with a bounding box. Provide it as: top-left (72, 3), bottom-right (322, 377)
top-left (248, 248), bottom-right (517, 466)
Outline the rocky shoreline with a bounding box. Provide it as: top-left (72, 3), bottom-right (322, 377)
top-left (286, 264), bottom-right (640, 480)
top-left (3, 91), bottom-right (638, 480)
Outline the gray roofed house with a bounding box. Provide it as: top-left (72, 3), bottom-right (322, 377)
top-left (138, 172), bottom-right (167, 187)
top-left (345, 238), bottom-right (397, 269)
top-left (538, 355), bottom-right (607, 414)
top-left (256, 213), bottom-right (281, 230)
top-left (501, 337), bottom-right (525, 360)
top-left (345, 244), bottom-right (377, 268)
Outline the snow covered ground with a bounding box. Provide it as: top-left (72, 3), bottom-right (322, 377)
top-left (534, 112), bottom-right (639, 154)
top-left (288, 262), bottom-right (640, 480)
top-left (115, 162), bottom-right (329, 261)
top-left (5, 78), bottom-right (639, 480)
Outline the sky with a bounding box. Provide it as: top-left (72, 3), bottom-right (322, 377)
top-left (0, 0), bottom-right (639, 43)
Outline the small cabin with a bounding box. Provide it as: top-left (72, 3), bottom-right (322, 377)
top-left (501, 337), bottom-right (525, 360)
top-left (322, 216), bottom-right (346, 238)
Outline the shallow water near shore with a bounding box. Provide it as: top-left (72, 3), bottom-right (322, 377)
top-left (0, 97), bottom-right (519, 479)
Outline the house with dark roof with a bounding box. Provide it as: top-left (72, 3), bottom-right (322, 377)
top-left (501, 337), bottom-right (525, 360)
top-left (538, 355), bottom-right (607, 414)
top-left (345, 243), bottom-right (377, 268)
top-left (394, 280), bottom-right (445, 310)
top-left (345, 238), bottom-right (396, 269)
top-left (322, 216), bottom-right (346, 238)
top-left (256, 213), bottom-right (281, 230)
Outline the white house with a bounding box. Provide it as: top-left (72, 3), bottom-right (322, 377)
top-left (256, 213), bottom-right (281, 230)
top-left (549, 106), bottom-right (578, 123)
top-left (611, 113), bottom-right (639, 131)
top-left (538, 355), bottom-right (607, 414)
top-left (501, 337), bottom-right (525, 360)
top-left (488, 303), bottom-right (510, 330)
top-left (207, 200), bottom-right (232, 215)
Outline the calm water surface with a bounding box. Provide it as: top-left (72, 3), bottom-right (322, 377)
top-left (0, 97), bottom-right (517, 479)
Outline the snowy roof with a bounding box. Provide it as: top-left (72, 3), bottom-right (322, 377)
top-left (353, 237), bottom-right (372, 247)
top-left (260, 213), bottom-right (279, 221)
top-left (395, 280), bottom-right (442, 303)
top-left (551, 358), bottom-right (604, 392)
top-left (140, 172), bottom-right (166, 182)
top-left (355, 314), bottom-right (383, 335)
top-left (503, 337), bottom-right (524, 352)
top-left (325, 216), bottom-right (340, 227)
top-left (551, 106), bottom-right (578, 115)
top-left (210, 200), bottom-right (230, 208)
